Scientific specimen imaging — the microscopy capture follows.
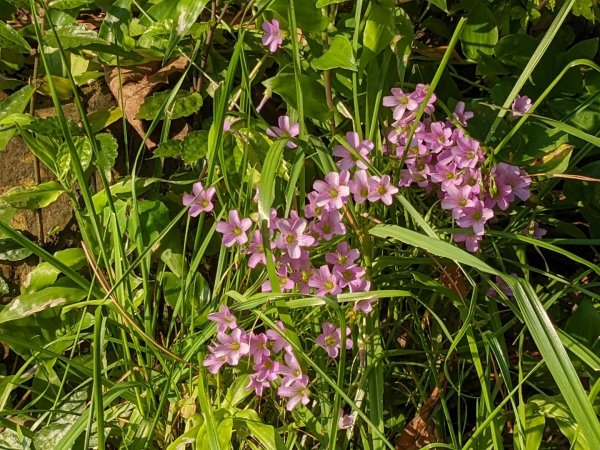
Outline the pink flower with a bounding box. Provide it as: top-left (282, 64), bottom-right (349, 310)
top-left (183, 182), bottom-right (216, 216)
top-left (247, 372), bottom-right (270, 396)
top-left (511, 95), bottom-right (532, 117)
top-left (349, 170), bottom-right (371, 204)
top-left (267, 115), bottom-right (300, 149)
top-left (279, 352), bottom-right (304, 387)
top-left (261, 265), bottom-right (295, 292)
top-left (277, 374), bottom-right (310, 411)
top-left (313, 171), bottom-right (350, 210)
top-left (334, 264), bottom-right (366, 289)
top-left (312, 209), bottom-right (346, 241)
top-left (262, 19), bottom-right (284, 53)
top-left (338, 411), bottom-right (356, 430)
top-left (332, 132), bottom-right (374, 170)
top-left (453, 137), bottom-right (482, 169)
top-left (246, 230), bottom-right (269, 268)
top-left (266, 321), bottom-right (292, 354)
top-left (207, 305), bottom-right (237, 332)
top-left (315, 322), bottom-right (352, 358)
top-left (441, 184), bottom-right (475, 219)
top-left (453, 231), bottom-right (483, 252)
top-left (354, 299), bottom-right (374, 314)
top-left (212, 328), bottom-right (250, 366)
top-left (453, 101), bottom-right (474, 127)
top-left (249, 332), bottom-right (271, 363)
top-left (382, 87), bottom-right (419, 121)
top-left (203, 349), bottom-right (227, 374)
top-left (325, 242), bottom-right (360, 266)
top-left (426, 121), bottom-right (453, 151)
top-left (216, 210), bottom-right (253, 247)
top-left (276, 217), bottom-right (315, 259)
top-left (456, 200), bottom-right (494, 235)
top-left (252, 356), bottom-right (280, 383)
top-left (309, 265), bottom-right (341, 296)
top-left (367, 175), bottom-right (398, 205)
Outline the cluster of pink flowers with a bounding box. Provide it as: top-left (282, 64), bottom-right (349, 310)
top-left (204, 306), bottom-right (354, 410)
top-left (382, 85), bottom-right (531, 251)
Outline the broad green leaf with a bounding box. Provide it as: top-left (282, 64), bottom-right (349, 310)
top-left (263, 73), bottom-right (328, 121)
top-left (127, 199), bottom-right (170, 248)
top-left (154, 140), bottom-right (182, 158)
top-left (0, 239), bottom-right (32, 261)
top-left (369, 224), bottom-right (499, 275)
top-left (47, 0), bottom-right (94, 10)
top-left (528, 143), bottom-right (573, 175)
top-left (23, 248), bottom-right (87, 294)
top-left (315, 0), bottom-right (348, 6)
top-left (429, 0), bottom-right (448, 12)
top-left (137, 90), bottom-right (203, 120)
top-left (88, 107), bottom-right (122, 133)
top-left (0, 276), bottom-right (8, 296)
top-left (182, 130), bottom-right (209, 164)
top-left (266, 0), bottom-right (328, 32)
top-left (43, 25), bottom-right (132, 57)
top-left (224, 374), bottom-right (252, 408)
top-left (312, 35), bottom-right (357, 71)
top-left (0, 85), bottom-right (34, 151)
top-left (95, 133), bottom-right (118, 180)
top-left (565, 299), bottom-right (600, 353)
top-left (0, 181), bottom-right (64, 210)
top-left (362, 0), bottom-right (395, 68)
top-left (98, 0), bottom-right (133, 63)
top-left (0, 20), bottom-right (31, 54)
top-left (461, 2), bottom-right (498, 60)
top-left (0, 286), bottom-right (88, 324)
top-left (234, 409), bottom-right (286, 450)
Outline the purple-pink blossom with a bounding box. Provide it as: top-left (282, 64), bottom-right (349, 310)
top-left (207, 305), bottom-right (237, 332)
top-left (277, 374), bottom-right (310, 411)
top-left (313, 171), bottom-right (350, 210)
top-left (262, 19), bottom-right (284, 53)
top-left (367, 175), bottom-right (398, 205)
top-left (183, 182), bottom-right (216, 217)
top-left (212, 328), bottom-right (250, 366)
top-left (333, 132), bottom-right (374, 170)
top-left (511, 95), bottom-right (532, 117)
top-left (315, 322), bottom-right (352, 358)
top-left (309, 265), bottom-right (341, 296)
top-left (216, 210), bottom-right (253, 247)
top-left (267, 115), bottom-right (300, 149)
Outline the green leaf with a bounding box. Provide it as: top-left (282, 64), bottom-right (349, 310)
top-left (154, 140), bottom-right (182, 158)
top-left (88, 107), bottom-right (122, 133)
top-left (263, 73), bottom-right (328, 121)
top-left (0, 276), bottom-right (7, 296)
top-left (127, 200), bottom-right (171, 248)
top-left (258, 139), bottom-right (287, 223)
top-left (95, 133), bottom-right (118, 180)
top-left (312, 35), bottom-right (357, 71)
top-left (224, 374), bottom-right (252, 408)
top-left (23, 248), bottom-right (87, 294)
top-left (0, 85), bottom-right (35, 151)
top-left (0, 286), bottom-right (88, 324)
top-left (0, 20), bottom-right (31, 54)
top-left (43, 25), bottom-right (132, 57)
top-left (47, 0), bottom-right (94, 10)
top-left (461, 2), bottom-right (498, 60)
top-left (369, 224), bottom-right (499, 275)
top-left (0, 181), bottom-right (65, 210)
top-left (429, 0), bottom-right (448, 12)
top-left (234, 409), bottom-right (286, 450)
top-left (565, 299), bottom-right (600, 352)
top-left (266, 0), bottom-right (328, 32)
top-left (362, 0), bottom-right (395, 67)
top-left (315, 0), bottom-right (348, 6)
top-left (181, 130), bottom-right (209, 164)
top-left (137, 90), bottom-right (203, 120)
top-left (0, 239), bottom-right (32, 261)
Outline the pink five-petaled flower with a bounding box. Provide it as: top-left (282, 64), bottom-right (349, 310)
top-left (309, 265), bottom-right (341, 296)
top-left (453, 231), bottom-right (483, 252)
top-left (338, 411), bottom-right (356, 430)
top-left (203, 346), bottom-right (227, 374)
top-left (275, 217), bottom-right (315, 259)
top-left (262, 19), bottom-right (284, 53)
top-left (453, 101), bottom-right (474, 127)
top-left (441, 184), bottom-right (475, 220)
top-left (266, 115), bottom-right (300, 149)
top-left (278, 374), bottom-right (310, 411)
top-left (382, 87), bottom-right (419, 121)
top-left (511, 95), bottom-right (532, 117)
top-left (279, 352), bottom-right (304, 387)
top-left (182, 182), bottom-right (216, 217)
top-left (456, 200), bottom-right (494, 235)
top-left (325, 242), bottom-right (360, 266)
top-left (216, 210), bottom-right (253, 247)
top-left (349, 170), bottom-right (371, 204)
top-left (212, 328), bottom-right (250, 366)
top-left (249, 332), bottom-right (271, 363)
top-left (367, 175), bottom-right (399, 205)
top-left (332, 132), bottom-right (374, 170)
top-left (266, 321), bottom-right (292, 354)
top-left (207, 305), bottom-right (237, 333)
top-left (313, 170), bottom-right (350, 210)
top-left (315, 322), bottom-right (352, 358)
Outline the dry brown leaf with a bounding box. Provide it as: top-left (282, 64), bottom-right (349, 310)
top-left (396, 386), bottom-right (442, 450)
top-left (104, 57), bottom-right (188, 149)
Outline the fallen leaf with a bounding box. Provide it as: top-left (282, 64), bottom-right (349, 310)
top-left (104, 56), bottom-right (188, 148)
top-left (396, 385), bottom-right (442, 450)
